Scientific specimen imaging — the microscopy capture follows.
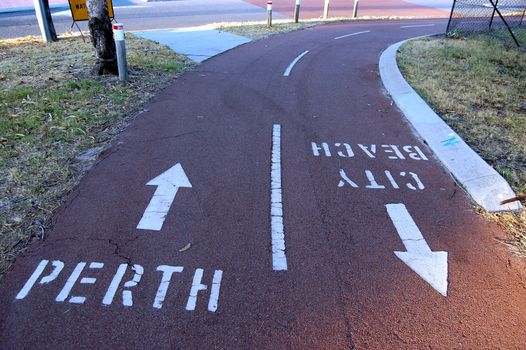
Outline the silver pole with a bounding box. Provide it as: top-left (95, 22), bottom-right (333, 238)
top-left (323, 0), bottom-right (330, 19)
top-left (267, 1), bottom-right (273, 27)
top-left (33, 0), bottom-right (52, 42)
top-left (353, 0), bottom-right (359, 18)
top-left (294, 0), bottom-right (301, 23)
top-left (113, 23), bottom-right (128, 81)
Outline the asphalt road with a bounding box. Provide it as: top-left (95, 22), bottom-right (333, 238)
top-left (0, 0), bottom-right (289, 39)
top-left (2, 18), bottom-right (526, 349)
top-left (0, 0), bottom-right (451, 39)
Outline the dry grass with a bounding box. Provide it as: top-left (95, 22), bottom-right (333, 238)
top-left (397, 34), bottom-right (526, 255)
top-left (0, 33), bottom-right (193, 276)
top-left (216, 16), bottom-right (419, 40)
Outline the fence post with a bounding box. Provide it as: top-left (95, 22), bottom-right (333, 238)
top-left (113, 23), bottom-right (128, 81)
top-left (267, 1), bottom-right (273, 27)
top-left (488, 0), bottom-right (520, 46)
top-left (353, 0), bottom-right (359, 18)
top-left (323, 0), bottom-right (330, 19)
top-left (33, 0), bottom-right (53, 42)
top-left (489, 0), bottom-right (499, 29)
top-left (446, 0), bottom-right (457, 33)
top-left (294, 0), bottom-right (301, 23)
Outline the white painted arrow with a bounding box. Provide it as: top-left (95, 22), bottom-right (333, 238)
top-left (386, 203), bottom-right (448, 297)
top-left (137, 163), bottom-right (192, 231)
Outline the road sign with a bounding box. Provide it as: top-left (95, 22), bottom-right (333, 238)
top-left (68, 0), bottom-right (114, 22)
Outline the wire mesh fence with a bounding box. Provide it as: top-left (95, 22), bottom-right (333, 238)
top-left (447, 0), bottom-right (526, 46)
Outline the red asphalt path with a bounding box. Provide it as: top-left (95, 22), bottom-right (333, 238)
top-left (242, 0), bottom-right (448, 19)
top-left (1, 19), bottom-right (526, 349)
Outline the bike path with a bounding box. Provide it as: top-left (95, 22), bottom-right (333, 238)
top-left (1, 19), bottom-right (525, 349)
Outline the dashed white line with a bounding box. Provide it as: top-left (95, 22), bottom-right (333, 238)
top-left (334, 30), bottom-right (371, 40)
top-left (400, 24), bottom-right (436, 28)
top-left (271, 124), bottom-right (287, 271)
top-left (283, 50), bottom-right (309, 77)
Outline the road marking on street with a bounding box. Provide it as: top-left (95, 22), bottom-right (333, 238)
top-left (386, 203), bottom-right (448, 297)
top-left (334, 30), bottom-right (371, 40)
top-left (17, 260), bottom-right (224, 312)
top-left (283, 50), bottom-right (309, 77)
top-left (400, 24), bottom-right (436, 28)
top-left (137, 163), bottom-right (192, 231)
top-left (338, 169), bottom-right (425, 191)
top-left (311, 142), bottom-right (428, 160)
top-left (271, 124), bottom-right (287, 271)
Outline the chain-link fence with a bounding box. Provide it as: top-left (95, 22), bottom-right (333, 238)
top-left (447, 0), bottom-right (526, 46)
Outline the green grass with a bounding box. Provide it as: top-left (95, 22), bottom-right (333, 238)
top-left (0, 33), bottom-right (193, 276)
top-left (397, 33), bottom-right (526, 255)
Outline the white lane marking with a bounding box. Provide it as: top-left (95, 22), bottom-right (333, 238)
top-left (137, 163), bottom-right (192, 231)
top-left (271, 124), bottom-right (288, 270)
top-left (334, 30), bottom-right (371, 40)
top-left (400, 24), bottom-right (436, 28)
top-left (386, 203), bottom-right (448, 297)
top-left (283, 50), bottom-right (309, 77)
top-left (208, 270), bottom-right (223, 312)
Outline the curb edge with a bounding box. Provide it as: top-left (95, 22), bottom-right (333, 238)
top-left (379, 36), bottom-right (522, 212)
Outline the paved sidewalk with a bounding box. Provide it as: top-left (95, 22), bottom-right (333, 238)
top-left (134, 27), bottom-right (251, 63)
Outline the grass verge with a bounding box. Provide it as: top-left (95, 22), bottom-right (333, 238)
top-left (397, 33), bottom-right (526, 255)
top-left (216, 16), bottom-right (419, 40)
top-left (0, 33), bottom-right (193, 276)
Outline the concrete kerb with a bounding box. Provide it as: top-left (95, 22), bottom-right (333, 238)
top-left (379, 36), bottom-right (522, 212)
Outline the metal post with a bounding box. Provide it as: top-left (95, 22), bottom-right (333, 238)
top-left (446, 0), bottom-right (457, 33)
top-left (113, 23), bottom-right (128, 81)
top-left (33, 0), bottom-right (52, 42)
top-left (488, 0), bottom-right (520, 46)
top-left (352, 0), bottom-right (359, 18)
top-left (489, 0), bottom-right (499, 30)
top-left (267, 1), bottom-right (273, 27)
top-left (323, 0), bottom-right (330, 19)
top-left (294, 0), bottom-right (301, 23)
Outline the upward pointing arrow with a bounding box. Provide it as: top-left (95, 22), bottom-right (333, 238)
top-left (386, 203), bottom-right (448, 297)
top-left (137, 163), bottom-right (192, 231)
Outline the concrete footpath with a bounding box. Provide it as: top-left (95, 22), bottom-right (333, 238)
top-left (134, 26), bottom-right (251, 63)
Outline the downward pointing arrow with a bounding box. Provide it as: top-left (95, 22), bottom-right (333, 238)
top-left (386, 203), bottom-right (448, 297)
top-left (137, 163), bottom-right (192, 231)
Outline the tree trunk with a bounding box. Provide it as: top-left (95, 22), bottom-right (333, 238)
top-left (86, 0), bottom-right (118, 75)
